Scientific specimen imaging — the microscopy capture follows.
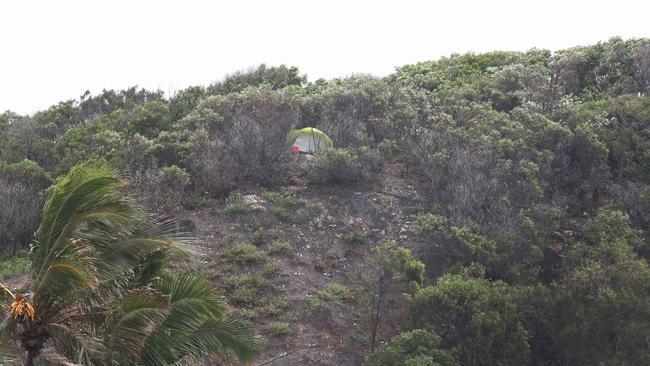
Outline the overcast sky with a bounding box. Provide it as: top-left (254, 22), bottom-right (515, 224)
top-left (0, 0), bottom-right (648, 115)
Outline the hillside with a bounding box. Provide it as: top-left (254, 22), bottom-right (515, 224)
top-left (2, 37), bottom-right (650, 365)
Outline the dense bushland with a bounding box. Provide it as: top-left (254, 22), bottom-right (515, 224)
top-left (2, 37), bottom-right (650, 365)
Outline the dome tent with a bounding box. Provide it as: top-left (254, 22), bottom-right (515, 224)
top-left (289, 127), bottom-right (333, 153)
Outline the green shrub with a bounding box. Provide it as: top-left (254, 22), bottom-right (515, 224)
top-left (317, 283), bottom-right (354, 304)
top-left (266, 321), bottom-right (292, 336)
top-left (365, 329), bottom-right (458, 366)
top-left (344, 229), bottom-right (366, 244)
top-left (258, 295), bottom-right (289, 317)
top-left (251, 227), bottom-right (284, 246)
top-left (158, 165), bottom-right (191, 211)
top-left (229, 274), bottom-right (266, 305)
top-left (262, 191), bottom-right (303, 208)
top-left (267, 239), bottom-right (294, 256)
top-left (182, 196), bottom-right (216, 210)
top-left (224, 192), bottom-right (249, 216)
top-left (222, 243), bottom-right (266, 263)
top-left (271, 207), bottom-right (289, 221)
top-left (0, 252), bottom-right (30, 279)
top-left (232, 286), bottom-right (259, 305)
top-left (308, 148), bottom-right (363, 185)
top-left (302, 297), bottom-right (329, 320)
top-left (263, 261), bottom-right (283, 277)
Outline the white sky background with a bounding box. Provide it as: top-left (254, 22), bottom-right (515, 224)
top-left (0, 0), bottom-right (648, 115)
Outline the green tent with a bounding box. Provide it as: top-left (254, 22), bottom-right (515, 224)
top-left (289, 127), bottom-right (333, 153)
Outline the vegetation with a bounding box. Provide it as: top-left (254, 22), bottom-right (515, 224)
top-left (0, 252), bottom-right (29, 280)
top-left (0, 161), bottom-right (259, 365)
top-left (1, 37), bottom-right (650, 364)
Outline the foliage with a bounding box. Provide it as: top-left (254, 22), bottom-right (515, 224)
top-left (182, 196), bottom-right (216, 210)
top-left (1, 38), bottom-right (650, 364)
top-left (343, 229), bottom-right (366, 244)
top-left (265, 321), bottom-right (292, 336)
top-left (266, 239), bottom-right (294, 256)
top-left (224, 193), bottom-right (250, 216)
top-left (0, 252), bottom-right (30, 280)
top-left (410, 265), bottom-right (530, 366)
top-left (0, 160), bottom-right (52, 253)
top-left (365, 329), bottom-right (459, 366)
top-left (222, 243), bottom-right (266, 263)
top-left (0, 161), bottom-right (260, 365)
top-left (308, 148), bottom-right (365, 185)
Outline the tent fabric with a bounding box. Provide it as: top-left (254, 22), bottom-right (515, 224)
top-left (289, 127), bottom-right (333, 153)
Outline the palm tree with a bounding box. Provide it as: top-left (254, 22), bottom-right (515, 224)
top-left (0, 161), bottom-right (260, 365)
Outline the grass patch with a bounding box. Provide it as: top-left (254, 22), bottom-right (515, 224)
top-left (344, 229), bottom-right (365, 244)
top-left (224, 193), bottom-right (249, 216)
top-left (266, 321), bottom-right (292, 336)
top-left (317, 283), bottom-right (353, 304)
top-left (222, 243), bottom-right (266, 263)
top-left (0, 252), bottom-right (30, 280)
top-left (271, 207), bottom-right (289, 221)
top-left (263, 261), bottom-right (283, 277)
top-left (258, 295), bottom-right (289, 317)
top-left (182, 196), bottom-right (216, 210)
top-left (266, 239), bottom-right (294, 256)
top-left (237, 308), bottom-right (257, 320)
top-left (229, 274), bottom-right (267, 305)
top-left (251, 227), bottom-right (284, 246)
top-left (262, 191), bottom-right (302, 208)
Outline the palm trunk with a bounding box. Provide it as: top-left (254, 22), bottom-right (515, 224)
top-left (25, 349), bottom-right (38, 366)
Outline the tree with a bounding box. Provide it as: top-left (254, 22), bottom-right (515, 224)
top-left (0, 161), bottom-right (259, 365)
top-left (410, 265), bottom-right (530, 366)
top-left (359, 241), bottom-right (425, 351)
top-left (0, 160), bottom-right (52, 254)
top-left (365, 329), bottom-right (458, 366)
top-left (547, 209), bottom-right (650, 365)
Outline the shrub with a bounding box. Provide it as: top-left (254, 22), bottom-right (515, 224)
top-left (130, 165), bottom-right (190, 213)
top-left (0, 251), bottom-right (30, 280)
top-left (266, 321), bottom-right (292, 336)
top-left (263, 261), bottom-right (283, 277)
top-left (229, 274), bottom-right (267, 305)
top-left (308, 148), bottom-right (363, 185)
top-left (182, 196), bottom-right (216, 210)
top-left (251, 227), bottom-right (284, 246)
top-left (317, 283), bottom-right (354, 304)
top-left (258, 296), bottom-right (289, 317)
top-left (344, 229), bottom-right (366, 244)
top-left (232, 286), bottom-right (259, 305)
top-left (222, 243), bottom-right (266, 263)
top-left (271, 207), bottom-right (289, 221)
top-left (224, 192), bottom-right (250, 216)
top-left (158, 165), bottom-right (190, 211)
top-left (0, 161), bottom-right (50, 254)
top-left (262, 191), bottom-right (303, 208)
top-left (267, 239), bottom-right (294, 256)
top-left (365, 329), bottom-right (458, 366)
top-left (183, 88), bottom-right (299, 194)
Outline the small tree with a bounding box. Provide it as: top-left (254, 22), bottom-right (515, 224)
top-left (358, 241), bottom-right (425, 351)
top-left (365, 329), bottom-right (458, 366)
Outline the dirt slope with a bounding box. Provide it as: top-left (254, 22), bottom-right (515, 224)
top-left (177, 163), bottom-right (422, 365)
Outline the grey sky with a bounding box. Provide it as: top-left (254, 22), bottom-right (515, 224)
top-left (1, 0), bottom-right (648, 115)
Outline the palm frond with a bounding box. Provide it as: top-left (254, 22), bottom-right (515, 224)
top-left (0, 314), bottom-right (18, 348)
top-left (32, 261), bottom-right (95, 317)
top-left (48, 323), bottom-right (105, 366)
top-left (105, 293), bottom-right (169, 364)
top-left (137, 273), bottom-right (259, 365)
top-left (176, 314), bottom-right (261, 363)
top-left (0, 348), bottom-right (20, 365)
